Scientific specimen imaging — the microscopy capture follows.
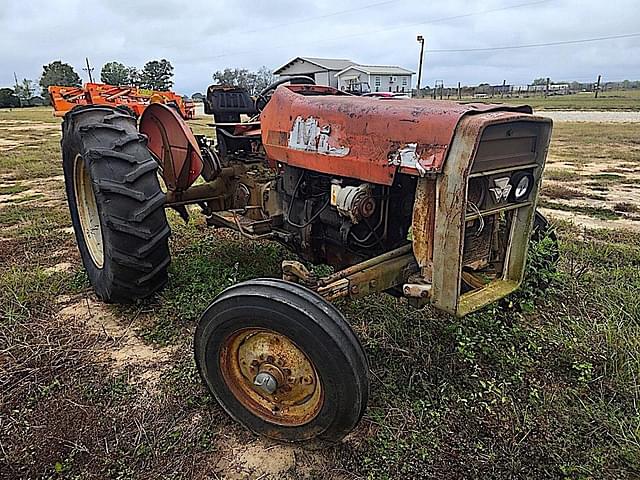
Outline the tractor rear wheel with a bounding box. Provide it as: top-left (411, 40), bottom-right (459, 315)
top-left (62, 105), bottom-right (171, 303)
top-left (194, 278), bottom-right (369, 443)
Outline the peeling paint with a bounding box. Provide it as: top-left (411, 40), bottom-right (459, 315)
top-left (389, 143), bottom-right (427, 176)
top-left (288, 116), bottom-right (350, 156)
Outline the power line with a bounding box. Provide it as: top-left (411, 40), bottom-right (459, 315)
top-left (238, 0), bottom-right (400, 35)
top-left (426, 32), bottom-right (640, 53)
top-left (206, 0), bottom-right (552, 60)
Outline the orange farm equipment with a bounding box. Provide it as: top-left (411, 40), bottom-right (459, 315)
top-left (48, 82), bottom-right (195, 119)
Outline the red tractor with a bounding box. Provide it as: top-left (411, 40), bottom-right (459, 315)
top-left (59, 77), bottom-right (553, 442)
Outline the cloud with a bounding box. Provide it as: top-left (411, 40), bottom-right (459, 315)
top-left (1, 0), bottom-right (639, 95)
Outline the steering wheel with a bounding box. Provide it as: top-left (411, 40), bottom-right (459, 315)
top-left (255, 76), bottom-right (315, 112)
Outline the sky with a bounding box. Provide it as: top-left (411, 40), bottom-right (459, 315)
top-left (1, 0), bottom-right (639, 96)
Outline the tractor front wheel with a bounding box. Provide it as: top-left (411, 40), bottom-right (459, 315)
top-left (194, 278), bottom-right (369, 442)
top-left (62, 105), bottom-right (171, 303)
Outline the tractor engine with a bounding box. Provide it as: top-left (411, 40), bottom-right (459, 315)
top-left (276, 166), bottom-right (414, 268)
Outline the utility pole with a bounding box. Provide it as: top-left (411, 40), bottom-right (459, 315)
top-left (457, 81), bottom-right (461, 100)
top-left (13, 72), bottom-right (19, 90)
top-left (501, 79), bottom-right (506, 98)
top-left (545, 77), bottom-right (550, 97)
top-left (416, 35), bottom-right (425, 97)
top-left (83, 57), bottom-right (95, 83)
top-left (594, 74), bottom-right (601, 98)
top-left (435, 80), bottom-right (444, 100)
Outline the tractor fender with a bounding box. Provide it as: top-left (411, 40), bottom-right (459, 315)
top-left (139, 103), bottom-right (203, 191)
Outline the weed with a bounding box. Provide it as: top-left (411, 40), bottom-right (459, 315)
top-left (0, 184), bottom-right (28, 195)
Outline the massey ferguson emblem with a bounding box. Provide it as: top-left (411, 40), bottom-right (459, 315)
top-left (490, 177), bottom-right (512, 203)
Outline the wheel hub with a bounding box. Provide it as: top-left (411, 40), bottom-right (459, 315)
top-left (253, 372), bottom-right (278, 394)
top-left (219, 328), bottom-right (323, 426)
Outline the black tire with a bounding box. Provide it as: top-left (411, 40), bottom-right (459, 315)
top-left (194, 278), bottom-right (369, 443)
top-left (61, 105), bottom-right (171, 303)
top-left (115, 104), bottom-right (138, 119)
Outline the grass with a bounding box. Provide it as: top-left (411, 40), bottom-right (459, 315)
top-left (465, 89), bottom-right (640, 111)
top-left (0, 184), bottom-right (28, 195)
top-left (547, 122), bottom-right (640, 168)
top-left (538, 199), bottom-right (621, 220)
top-left (2, 106), bottom-right (640, 479)
top-left (541, 183), bottom-right (607, 201)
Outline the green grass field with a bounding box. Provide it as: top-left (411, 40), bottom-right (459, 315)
top-left (459, 89), bottom-right (640, 110)
top-left (1, 107), bottom-right (639, 479)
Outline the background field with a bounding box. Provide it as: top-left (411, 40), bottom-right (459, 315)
top-left (466, 89), bottom-right (640, 111)
top-left (1, 106), bottom-right (639, 479)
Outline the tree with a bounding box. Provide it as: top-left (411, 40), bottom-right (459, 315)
top-left (39, 61), bottom-right (81, 93)
top-left (191, 92), bottom-right (204, 101)
top-left (100, 62), bottom-right (130, 85)
top-left (532, 77), bottom-right (548, 85)
top-left (253, 66), bottom-right (275, 94)
top-left (127, 67), bottom-right (141, 86)
top-left (0, 88), bottom-right (20, 108)
top-left (212, 66), bottom-right (275, 95)
top-left (139, 59), bottom-right (174, 91)
top-left (14, 78), bottom-right (36, 101)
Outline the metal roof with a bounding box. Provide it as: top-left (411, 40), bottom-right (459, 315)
top-left (335, 65), bottom-right (415, 77)
top-left (274, 57), bottom-right (355, 74)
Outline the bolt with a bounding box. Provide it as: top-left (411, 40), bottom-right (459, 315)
top-left (266, 355), bottom-right (275, 363)
top-left (259, 353), bottom-right (266, 361)
top-left (350, 285), bottom-right (359, 294)
top-left (253, 372), bottom-right (278, 394)
top-left (301, 375), bottom-right (314, 385)
top-left (250, 359), bottom-right (260, 367)
top-left (275, 358), bottom-right (285, 367)
top-left (287, 376), bottom-right (296, 383)
top-left (283, 368), bottom-right (292, 376)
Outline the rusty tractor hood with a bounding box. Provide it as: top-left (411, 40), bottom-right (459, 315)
top-left (260, 86), bottom-right (533, 185)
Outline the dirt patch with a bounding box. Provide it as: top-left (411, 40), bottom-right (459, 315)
top-left (0, 124), bottom-right (59, 132)
top-left (541, 122), bottom-right (640, 230)
top-left (0, 138), bottom-right (22, 151)
top-left (58, 296), bottom-right (177, 376)
top-left (0, 175), bottom-right (66, 208)
top-left (540, 207), bottom-right (640, 232)
top-left (214, 434), bottom-right (336, 479)
top-left (43, 262), bottom-right (73, 274)
top-left (541, 111), bottom-right (640, 122)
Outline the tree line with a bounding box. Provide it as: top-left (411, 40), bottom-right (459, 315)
top-left (0, 59), bottom-right (175, 108)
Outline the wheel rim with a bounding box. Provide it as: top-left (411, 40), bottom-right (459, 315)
top-left (73, 154), bottom-right (104, 268)
top-left (219, 327), bottom-right (324, 426)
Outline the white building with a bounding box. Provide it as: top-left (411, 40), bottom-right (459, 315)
top-left (273, 57), bottom-right (356, 89)
top-left (335, 65), bottom-right (414, 94)
top-left (273, 57), bottom-right (414, 94)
